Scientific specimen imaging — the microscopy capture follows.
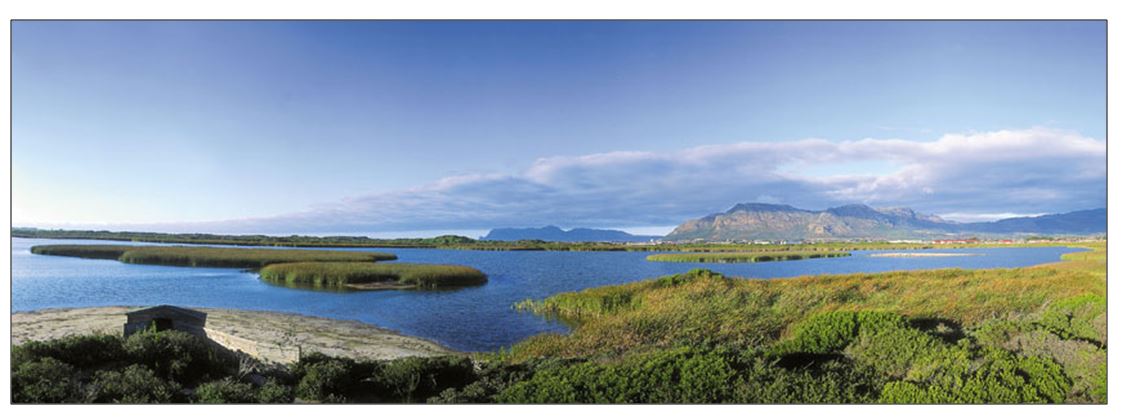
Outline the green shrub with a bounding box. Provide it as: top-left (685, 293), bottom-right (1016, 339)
top-left (731, 356), bottom-right (884, 403)
top-left (194, 378), bottom-right (258, 403)
top-left (294, 356), bottom-right (360, 402)
top-left (776, 311), bottom-right (908, 355)
top-left (257, 378), bottom-right (295, 403)
top-left (879, 350), bottom-right (1070, 404)
top-left (87, 365), bottom-right (181, 403)
top-left (12, 358), bottom-right (81, 403)
top-left (497, 347), bottom-right (734, 403)
top-left (13, 333), bottom-right (127, 369)
top-left (372, 356), bottom-right (476, 402)
top-left (1036, 294), bottom-right (1105, 344)
top-left (124, 330), bottom-right (229, 384)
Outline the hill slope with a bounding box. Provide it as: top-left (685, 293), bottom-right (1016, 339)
top-left (482, 226), bottom-right (660, 243)
top-left (664, 203), bottom-right (1104, 241)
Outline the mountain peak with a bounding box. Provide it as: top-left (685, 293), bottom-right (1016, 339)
top-left (726, 203), bottom-right (806, 214)
top-left (665, 203), bottom-right (1104, 242)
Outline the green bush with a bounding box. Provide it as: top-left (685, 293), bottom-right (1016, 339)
top-left (194, 378), bottom-right (259, 403)
top-left (294, 356), bottom-right (360, 402)
top-left (372, 356), bottom-right (476, 402)
top-left (730, 356), bottom-right (884, 403)
top-left (87, 364), bottom-right (181, 403)
top-left (124, 330), bottom-right (229, 384)
top-left (12, 358), bottom-right (81, 403)
top-left (497, 347), bottom-right (735, 403)
top-left (776, 311), bottom-right (908, 355)
top-left (1036, 294), bottom-right (1105, 344)
top-left (257, 378), bottom-right (296, 403)
top-left (879, 350), bottom-right (1070, 404)
top-left (13, 333), bottom-right (127, 369)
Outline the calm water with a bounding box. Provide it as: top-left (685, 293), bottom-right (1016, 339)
top-left (10, 238), bottom-right (1082, 352)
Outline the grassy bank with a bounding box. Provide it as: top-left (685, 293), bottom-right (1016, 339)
top-left (504, 242), bottom-right (1105, 403)
top-left (647, 251), bottom-right (851, 263)
top-left (31, 245), bottom-right (396, 268)
top-left (259, 262), bottom-right (488, 290)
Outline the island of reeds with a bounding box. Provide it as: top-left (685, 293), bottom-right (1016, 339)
top-left (259, 262), bottom-right (488, 290)
top-left (646, 250), bottom-right (851, 263)
top-left (29, 245), bottom-right (487, 291)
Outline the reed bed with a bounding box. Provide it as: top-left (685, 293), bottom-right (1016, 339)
top-left (30, 245), bottom-right (396, 268)
top-left (258, 262), bottom-right (488, 290)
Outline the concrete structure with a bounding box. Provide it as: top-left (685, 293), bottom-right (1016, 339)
top-left (124, 305), bottom-right (208, 337)
top-left (123, 305), bottom-right (300, 364)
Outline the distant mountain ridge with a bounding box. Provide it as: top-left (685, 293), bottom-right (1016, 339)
top-left (664, 203), bottom-right (1105, 242)
top-left (482, 226), bottom-right (660, 243)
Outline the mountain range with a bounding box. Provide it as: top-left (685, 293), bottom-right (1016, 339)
top-left (663, 203), bottom-right (1106, 242)
top-left (482, 226), bottom-right (661, 242)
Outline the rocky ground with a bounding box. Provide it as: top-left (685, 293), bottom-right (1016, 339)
top-left (12, 306), bottom-right (454, 361)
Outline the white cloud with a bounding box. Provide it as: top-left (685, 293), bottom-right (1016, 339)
top-left (81, 128), bottom-right (1104, 234)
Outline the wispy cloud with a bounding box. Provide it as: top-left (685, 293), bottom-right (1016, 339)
top-left (65, 128), bottom-right (1103, 234)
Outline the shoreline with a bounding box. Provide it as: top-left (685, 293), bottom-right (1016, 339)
top-left (11, 306), bottom-right (455, 361)
top-left (868, 252), bottom-right (980, 258)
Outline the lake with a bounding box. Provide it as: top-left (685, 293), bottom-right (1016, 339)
top-left (9, 238), bottom-right (1083, 352)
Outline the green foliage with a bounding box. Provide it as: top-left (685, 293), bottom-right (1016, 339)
top-left (1036, 294), bottom-right (1105, 344)
top-left (256, 378), bottom-right (295, 403)
top-left (12, 358), bottom-right (82, 403)
top-left (123, 330), bottom-right (231, 385)
top-left (497, 347), bottom-right (735, 403)
top-left (31, 244), bottom-right (395, 268)
top-left (973, 315), bottom-right (1106, 403)
top-left (87, 365), bottom-right (182, 403)
top-left (879, 350), bottom-right (1070, 404)
top-left (774, 311), bottom-right (906, 355)
top-left (12, 333), bottom-right (127, 369)
top-left (259, 262), bottom-right (487, 290)
top-left (647, 251), bottom-right (851, 263)
top-left (372, 356), bottom-right (476, 402)
top-left (194, 378), bottom-right (259, 404)
top-left (730, 355), bottom-right (884, 403)
top-left (293, 355), bottom-right (361, 402)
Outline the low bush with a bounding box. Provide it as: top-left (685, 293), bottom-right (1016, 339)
top-left (12, 333), bottom-right (127, 369)
top-left (87, 364), bottom-right (182, 403)
top-left (123, 330), bottom-right (231, 385)
top-left (12, 358), bottom-right (82, 403)
top-left (194, 378), bottom-right (259, 404)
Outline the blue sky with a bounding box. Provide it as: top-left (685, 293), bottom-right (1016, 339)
top-left (12, 21), bottom-right (1106, 237)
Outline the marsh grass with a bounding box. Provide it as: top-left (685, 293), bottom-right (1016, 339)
top-left (510, 243), bottom-right (1105, 361)
top-left (646, 251), bottom-right (851, 263)
top-left (30, 245), bottom-right (396, 268)
top-left (259, 262), bottom-right (488, 290)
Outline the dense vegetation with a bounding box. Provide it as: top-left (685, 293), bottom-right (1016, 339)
top-left (259, 262), bottom-right (488, 290)
top-left (11, 329), bottom-right (480, 404)
top-left (14, 241), bottom-right (1105, 403)
top-left (30, 245), bottom-right (396, 268)
top-left (646, 251), bottom-right (851, 263)
top-left (505, 242), bottom-right (1105, 403)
